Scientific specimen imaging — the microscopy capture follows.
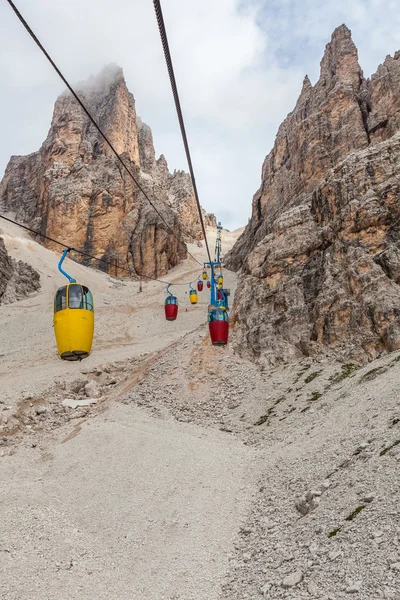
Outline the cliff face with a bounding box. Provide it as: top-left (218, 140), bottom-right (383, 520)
top-left (0, 237), bottom-right (40, 304)
top-left (137, 119), bottom-right (216, 239)
top-left (0, 65), bottom-right (212, 278)
top-left (227, 25), bottom-right (400, 365)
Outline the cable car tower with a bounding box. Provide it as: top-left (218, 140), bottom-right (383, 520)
top-left (203, 221), bottom-right (222, 307)
top-left (215, 221), bottom-right (222, 265)
top-left (202, 223), bottom-right (230, 345)
top-left (204, 222), bottom-right (230, 308)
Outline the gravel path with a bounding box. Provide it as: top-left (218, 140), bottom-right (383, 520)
top-left (0, 404), bottom-right (258, 600)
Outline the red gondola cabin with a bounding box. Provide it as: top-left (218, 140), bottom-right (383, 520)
top-left (165, 295), bottom-right (178, 320)
top-left (197, 281), bottom-right (203, 292)
top-left (208, 307), bottom-right (229, 346)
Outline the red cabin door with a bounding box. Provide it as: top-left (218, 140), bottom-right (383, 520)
top-left (165, 304), bottom-right (178, 320)
top-left (209, 320), bottom-right (229, 345)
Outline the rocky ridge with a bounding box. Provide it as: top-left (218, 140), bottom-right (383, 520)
top-left (0, 236), bottom-right (40, 304)
top-left (226, 25), bottom-right (400, 365)
top-left (0, 65), bottom-right (215, 278)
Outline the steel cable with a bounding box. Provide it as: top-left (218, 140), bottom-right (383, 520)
top-left (153, 0), bottom-right (212, 265)
top-left (0, 213), bottom-right (202, 287)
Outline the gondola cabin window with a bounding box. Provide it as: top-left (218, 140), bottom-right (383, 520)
top-left (68, 284), bottom-right (83, 309)
top-left (64, 284), bottom-right (94, 311)
top-left (82, 286), bottom-right (94, 311)
top-left (54, 286), bottom-right (67, 312)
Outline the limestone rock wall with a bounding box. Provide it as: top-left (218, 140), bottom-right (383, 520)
top-left (0, 237), bottom-right (40, 304)
top-left (0, 65), bottom-right (211, 278)
top-left (227, 26), bottom-right (400, 364)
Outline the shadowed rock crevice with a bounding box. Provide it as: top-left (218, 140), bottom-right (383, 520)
top-left (357, 76), bottom-right (372, 144)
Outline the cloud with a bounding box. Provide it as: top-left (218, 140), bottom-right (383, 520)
top-left (253, 0), bottom-right (400, 79)
top-left (1, 0), bottom-right (400, 229)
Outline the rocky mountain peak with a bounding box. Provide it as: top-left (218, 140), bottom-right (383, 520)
top-left (227, 27), bottom-right (400, 365)
top-left (137, 116), bottom-right (156, 174)
top-left (294, 75), bottom-right (313, 109)
top-left (323, 24), bottom-right (355, 58)
top-left (322, 24), bottom-right (355, 55)
top-left (319, 24), bottom-right (361, 88)
top-left (0, 66), bottom-right (215, 277)
top-left (76, 63), bottom-right (124, 93)
top-left (156, 154), bottom-right (169, 173)
top-left (46, 63), bottom-right (139, 164)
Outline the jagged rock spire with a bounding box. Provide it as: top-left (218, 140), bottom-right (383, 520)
top-left (295, 75), bottom-right (313, 109)
top-left (0, 65), bottom-right (216, 277)
top-left (319, 24), bottom-right (361, 86)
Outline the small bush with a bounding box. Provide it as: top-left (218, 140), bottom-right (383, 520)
top-left (345, 505), bottom-right (365, 521)
top-left (304, 371), bottom-right (321, 384)
top-left (328, 527), bottom-right (341, 538)
top-left (329, 364), bottom-right (359, 385)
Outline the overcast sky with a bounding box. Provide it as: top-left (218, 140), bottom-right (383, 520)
top-left (1, 0), bottom-right (400, 230)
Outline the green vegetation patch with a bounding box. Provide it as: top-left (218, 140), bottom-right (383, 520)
top-left (359, 366), bottom-right (388, 383)
top-left (304, 371), bottom-right (322, 384)
top-left (254, 414), bottom-right (269, 426)
top-left (328, 527), bottom-right (341, 538)
top-left (294, 363), bottom-right (311, 384)
top-left (380, 439), bottom-right (400, 456)
top-left (329, 364), bottom-right (359, 386)
top-left (309, 391), bottom-right (322, 402)
top-left (345, 505), bottom-right (365, 521)
top-left (254, 396), bottom-right (286, 426)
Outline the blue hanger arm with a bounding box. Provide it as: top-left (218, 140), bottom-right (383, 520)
top-left (58, 249), bottom-right (76, 283)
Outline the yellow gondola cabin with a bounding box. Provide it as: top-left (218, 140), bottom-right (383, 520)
top-left (54, 283), bottom-right (94, 360)
top-left (189, 289), bottom-right (198, 304)
top-left (54, 250), bottom-right (94, 361)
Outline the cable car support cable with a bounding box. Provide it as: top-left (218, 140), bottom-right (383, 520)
top-left (153, 0), bottom-right (212, 265)
top-left (0, 213), bottom-right (199, 288)
top-left (152, 1), bottom-right (229, 344)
